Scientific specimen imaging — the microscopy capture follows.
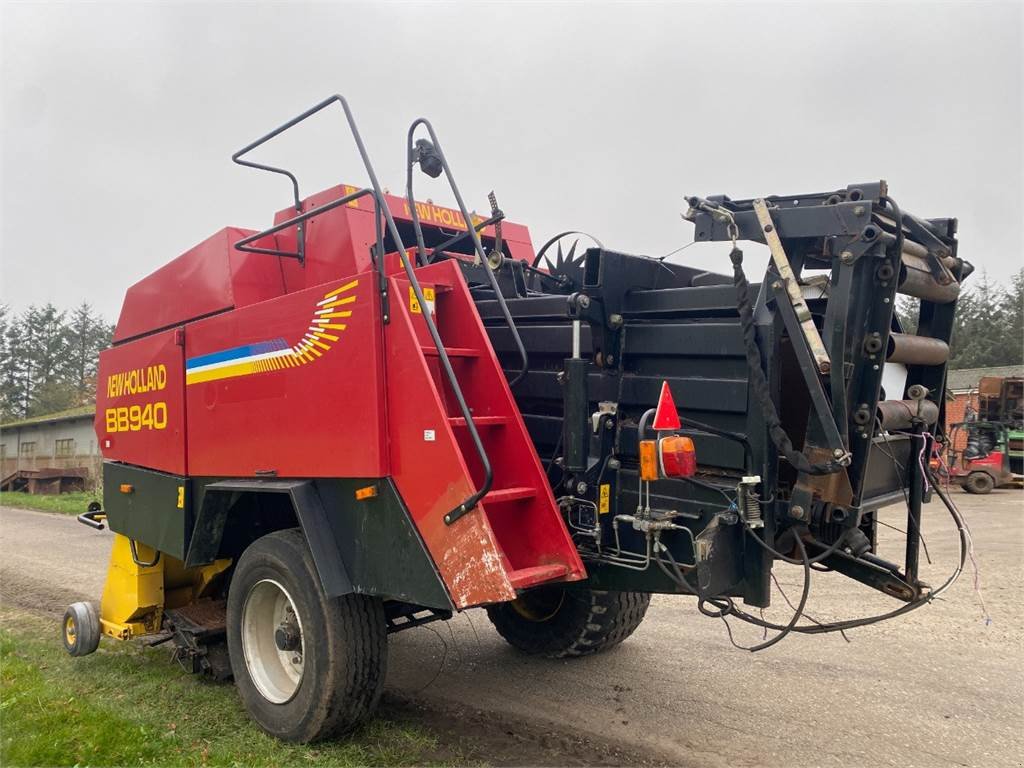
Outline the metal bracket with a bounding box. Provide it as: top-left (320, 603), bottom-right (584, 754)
top-left (768, 280), bottom-right (848, 463)
top-left (753, 199), bottom-right (831, 374)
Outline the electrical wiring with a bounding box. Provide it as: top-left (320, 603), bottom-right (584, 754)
top-left (744, 524), bottom-right (850, 567)
top-left (716, 472), bottom-right (968, 637)
top-left (711, 535), bottom-right (811, 652)
top-left (677, 475), bottom-right (738, 507)
top-left (771, 571), bottom-right (850, 643)
top-left (876, 419), bottom-right (932, 564)
top-left (654, 534), bottom-right (812, 652)
top-left (652, 465), bottom-right (969, 647)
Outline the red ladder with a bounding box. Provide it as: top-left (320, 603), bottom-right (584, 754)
top-left (384, 258), bottom-right (586, 609)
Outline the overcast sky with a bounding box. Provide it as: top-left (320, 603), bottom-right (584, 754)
top-left (1, 1), bottom-right (1021, 322)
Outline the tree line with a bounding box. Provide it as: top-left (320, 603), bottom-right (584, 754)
top-left (0, 271), bottom-right (1019, 422)
top-left (898, 268), bottom-right (1024, 369)
top-left (0, 304), bottom-right (114, 421)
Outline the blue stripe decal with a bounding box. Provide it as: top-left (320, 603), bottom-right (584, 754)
top-left (187, 338), bottom-right (288, 370)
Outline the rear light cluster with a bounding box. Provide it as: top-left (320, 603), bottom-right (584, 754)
top-left (639, 435), bottom-right (697, 481)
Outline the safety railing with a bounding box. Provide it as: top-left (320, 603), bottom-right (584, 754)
top-left (231, 94), bottom-right (493, 525)
top-left (404, 118), bottom-right (530, 389)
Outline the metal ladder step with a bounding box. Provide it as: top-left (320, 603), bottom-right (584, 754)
top-left (448, 415), bottom-right (508, 427)
top-left (482, 486), bottom-right (536, 505)
top-left (421, 346), bottom-right (480, 358)
top-left (506, 564), bottom-right (571, 590)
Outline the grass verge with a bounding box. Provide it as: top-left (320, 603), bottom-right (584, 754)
top-left (0, 609), bottom-right (461, 767)
top-left (0, 491), bottom-right (99, 516)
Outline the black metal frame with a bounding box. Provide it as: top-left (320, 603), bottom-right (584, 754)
top-left (474, 181), bottom-right (963, 606)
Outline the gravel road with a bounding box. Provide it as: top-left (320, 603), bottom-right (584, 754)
top-left (2, 489), bottom-right (1021, 767)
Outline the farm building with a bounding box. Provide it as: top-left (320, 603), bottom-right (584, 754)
top-left (0, 405), bottom-right (100, 492)
top-left (944, 365), bottom-right (1024, 451)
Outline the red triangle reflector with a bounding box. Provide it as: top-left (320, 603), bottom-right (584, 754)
top-left (652, 381), bottom-right (681, 431)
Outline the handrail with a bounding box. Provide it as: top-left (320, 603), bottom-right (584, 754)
top-left (230, 95), bottom-right (492, 526)
top-left (232, 109), bottom-right (311, 262)
top-left (428, 211), bottom-right (505, 262)
top-left (405, 118), bottom-right (530, 390)
top-left (235, 186), bottom-right (375, 258)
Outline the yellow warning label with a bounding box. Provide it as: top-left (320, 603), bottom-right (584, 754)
top-left (599, 483), bottom-right (610, 514)
top-left (176, 486), bottom-right (185, 509)
top-left (409, 285), bottom-right (436, 315)
top-left (341, 185), bottom-right (362, 208)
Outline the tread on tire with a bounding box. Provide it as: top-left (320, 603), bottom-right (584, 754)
top-left (63, 601), bottom-right (101, 657)
top-left (486, 585), bottom-right (650, 659)
top-left (964, 471), bottom-right (995, 494)
top-left (226, 528), bottom-right (387, 742)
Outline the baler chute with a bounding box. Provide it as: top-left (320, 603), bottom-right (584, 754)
top-left (63, 93), bottom-right (972, 742)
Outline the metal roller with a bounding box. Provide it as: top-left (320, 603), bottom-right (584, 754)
top-left (872, 213), bottom-right (959, 270)
top-left (898, 254), bottom-right (960, 304)
top-left (886, 333), bottom-right (950, 366)
top-left (898, 240), bottom-right (960, 270)
top-left (876, 399), bottom-right (940, 430)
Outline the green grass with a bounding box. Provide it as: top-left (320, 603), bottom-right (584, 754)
top-left (0, 610), bottom-right (460, 767)
top-left (0, 491), bottom-right (99, 516)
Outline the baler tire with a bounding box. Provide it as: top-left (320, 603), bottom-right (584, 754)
top-left (62, 601), bottom-right (101, 657)
top-left (226, 529), bottom-right (387, 743)
top-left (486, 586), bottom-right (650, 659)
top-left (964, 472), bottom-right (995, 495)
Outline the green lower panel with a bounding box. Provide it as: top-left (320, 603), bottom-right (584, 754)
top-left (103, 462), bottom-right (190, 560)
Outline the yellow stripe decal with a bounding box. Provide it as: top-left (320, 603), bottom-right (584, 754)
top-left (323, 279), bottom-right (359, 299)
top-left (186, 278), bottom-right (358, 386)
top-left (320, 296), bottom-right (356, 309)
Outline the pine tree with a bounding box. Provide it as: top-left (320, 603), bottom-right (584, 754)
top-left (0, 305), bottom-right (17, 420)
top-left (1, 309), bottom-right (32, 420)
top-left (22, 304), bottom-right (76, 416)
top-left (997, 268), bottom-right (1024, 366)
top-left (65, 302), bottom-right (113, 404)
top-left (895, 295), bottom-right (920, 335)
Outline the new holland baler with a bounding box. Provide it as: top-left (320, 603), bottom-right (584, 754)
top-left (64, 95), bottom-right (972, 742)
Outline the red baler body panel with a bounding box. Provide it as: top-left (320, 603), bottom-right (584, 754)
top-left (95, 328), bottom-right (187, 476)
top-left (184, 274), bottom-right (386, 478)
top-left (98, 184), bottom-right (583, 609)
top-left (273, 185), bottom-right (534, 294)
top-left (113, 227), bottom-right (284, 344)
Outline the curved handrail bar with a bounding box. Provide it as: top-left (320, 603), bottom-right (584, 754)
top-left (232, 95), bottom-right (492, 526)
top-left (405, 117), bottom-right (530, 389)
top-left (234, 186), bottom-right (375, 259)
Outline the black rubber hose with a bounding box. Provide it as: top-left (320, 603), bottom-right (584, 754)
top-left (718, 472), bottom-right (968, 636)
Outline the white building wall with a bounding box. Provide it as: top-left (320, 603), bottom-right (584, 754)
top-left (1, 417), bottom-right (100, 484)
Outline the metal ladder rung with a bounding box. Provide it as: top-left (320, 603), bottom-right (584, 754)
top-left (448, 416), bottom-right (508, 427)
top-left (507, 564), bottom-right (570, 590)
top-left (422, 346), bottom-right (480, 358)
top-left (482, 486), bottom-right (536, 505)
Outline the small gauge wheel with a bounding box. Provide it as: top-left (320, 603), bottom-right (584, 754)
top-left (63, 602), bottom-right (101, 657)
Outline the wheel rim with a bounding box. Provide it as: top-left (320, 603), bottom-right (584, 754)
top-left (510, 586), bottom-right (565, 622)
top-left (64, 616), bottom-right (77, 646)
top-left (241, 579), bottom-right (305, 704)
